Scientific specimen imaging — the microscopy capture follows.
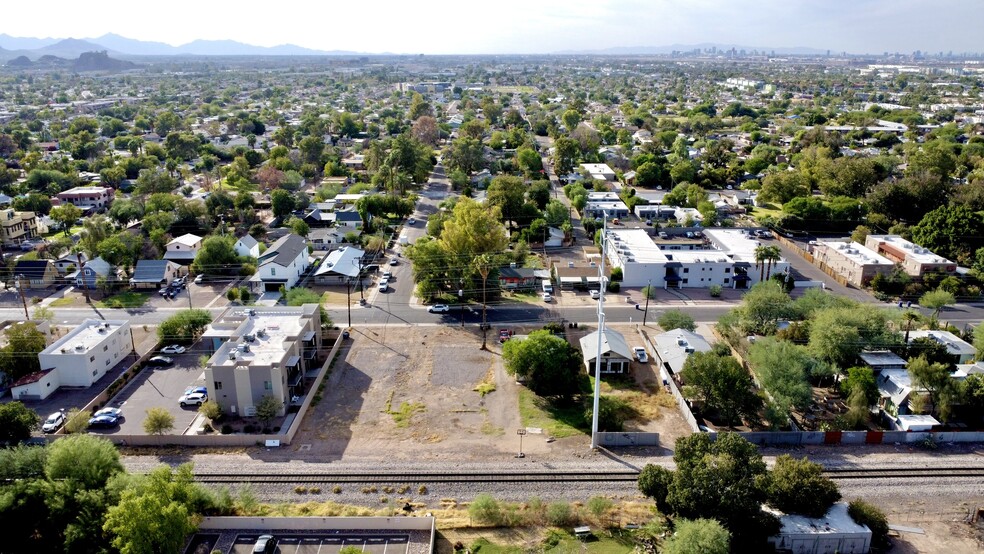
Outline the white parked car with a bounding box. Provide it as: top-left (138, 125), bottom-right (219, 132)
top-left (589, 290), bottom-right (600, 300)
top-left (179, 392), bottom-right (207, 407)
top-left (194, 274), bottom-right (204, 284)
top-left (428, 304), bottom-right (450, 313)
top-left (378, 278), bottom-right (389, 292)
top-left (632, 347), bottom-right (648, 363)
top-left (542, 292), bottom-right (552, 302)
top-left (42, 411), bottom-right (65, 433)
top-left (161, 345), bottom-right (186, 355)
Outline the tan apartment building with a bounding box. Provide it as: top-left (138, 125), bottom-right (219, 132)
top-left (864, 235), bottom-right (956, 277)
top-left (1, 209), bottom-right (39, 246)
top-left (812, 241), bottom-right (894, 287)
top-left (203, 305), bottom-right (322, 417)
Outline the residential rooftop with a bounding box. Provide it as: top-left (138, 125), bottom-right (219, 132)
top-left (868, 234), bottom-right (952, 264)
top-left (818, 241), bottom-right (894, 266)
top-left (41, 319), bottom-right (128, 356)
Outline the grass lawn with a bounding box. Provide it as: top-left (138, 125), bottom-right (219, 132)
top-left (94, 291), bottom-right (151, 309)
top-left (748, 202), bottom-right (784, 224)
top-left (517, 388), bottom-right (586, 438)
top-left (471, 534), bottom-right (635, 554)
top-left (48, 297), bottom-right (75, 307)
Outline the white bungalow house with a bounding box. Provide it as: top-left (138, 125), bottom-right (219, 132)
top-left (250, 234), bottom-right (310, 292)
top-left (234, 234), bottom-right (260, 258)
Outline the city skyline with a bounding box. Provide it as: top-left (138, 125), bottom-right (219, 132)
top-left (3, 0), bottom-right (983, 56)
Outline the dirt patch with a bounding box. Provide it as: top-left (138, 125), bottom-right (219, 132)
top-left (291, 325), bottom-right (693, 461)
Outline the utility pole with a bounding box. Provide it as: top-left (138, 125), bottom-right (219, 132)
top-left (642, 278), bottom-right (652, 326)
top-left (346, 280), bottom-right (352, 328)
top-left (16, 275), bottom-right (29, 320)
top-left (478, 256), bottom-right (491, 350)
top-left (77, 252), bottom-right (90, 303)
top-left (590, 214), bottom-right (607, 451)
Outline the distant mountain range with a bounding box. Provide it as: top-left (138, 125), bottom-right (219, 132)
top-left (554, 42), bottom-right (831, 56)
top-left (5, 51), bottom-right (138, 72)
top-left (0, 33), bottom-right (361, 59)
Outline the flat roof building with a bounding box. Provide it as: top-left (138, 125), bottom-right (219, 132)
top-left (580, 163), bottom-right (616, 181)
top-left (812, 241), bottom-right (895, 287)
top-left (204, 305), bottom-right (322, 417)
top-left (864, 235), bottom-right (956, 277)
top-left (12, 319), bottom-right (132, 401)
top-left (768, 503), bottom-right (872, 554)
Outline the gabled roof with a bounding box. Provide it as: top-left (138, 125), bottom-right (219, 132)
top-left (315, 246), bottom-right (365, 278)
top-left (235, 234), bottom-right (259, 249)
top-left (259, 234), bottom-right (308, 267)
top-left (579, 327), bottom-right (634, 362)
top-left (83, 257), bottom-right (112, 277)
top-left (13, 259), bottom-right (54, 279)
top-left (498, 267), bottom-right (537, 280)
top-left (167, 233), bottom-right (202, 247)
top-left (335, 210), bottom-right (362, 222)
top-left (131, 259), bottom-right (179, 283)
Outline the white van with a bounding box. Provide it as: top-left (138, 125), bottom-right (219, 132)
top-left (541, 279), bottom-right (553, 293)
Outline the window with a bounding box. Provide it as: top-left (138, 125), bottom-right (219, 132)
top-left (89, 355), bottom-right (95, 362)
top-left (103, 345), bottom-right (108, 351)
top-left (215, 382), bottom-right (223, 390)
top-left (683, 268), bottom-right (689, 273)
top-left (724, 278), bottom-right (730, 284)
top-left (725, 268), bottom-right (731, 274)
top-left (105, 359), bottom-right (110, 365)
top-left (271, 267), bottom-right (276, 276)
top-left (264, 381), bottom-right (272, 391)
top-left (683, 278), bottom-right (689, 284)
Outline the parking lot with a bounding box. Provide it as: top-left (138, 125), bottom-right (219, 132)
top-left (143, 279), bottom-right (232, 310)
top-left (88, 349), bottom-right (208, 436)
top-left (229, 534), bottom-right (409, 554)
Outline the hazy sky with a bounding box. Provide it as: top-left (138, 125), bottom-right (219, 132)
top-left (5, 0), bottom-right (984, 54)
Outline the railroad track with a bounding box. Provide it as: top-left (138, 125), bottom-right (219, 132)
top-left (192, 467), bottom-right (984, 485)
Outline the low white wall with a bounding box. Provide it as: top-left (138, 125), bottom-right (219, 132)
top-left (199, 516), bottom-right (435, 532)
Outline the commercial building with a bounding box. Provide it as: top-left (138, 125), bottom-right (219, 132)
top-left (583, 192), bottom-right (630, 219)
top-left (603, 228), bottom-right (788, 288)
top-left (864, 235), bottom-right (956, 277)
top-left (203, 305), bottom-right (322, 417)
top-left (52, 186), bottom-right (114, 212)
top-left (12, 319), bottom-right (132, 400)
top-left (812, 241), bottom-right (895, 287)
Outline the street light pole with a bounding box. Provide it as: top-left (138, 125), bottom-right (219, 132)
top-left (346, 281), bottom-right (352, 328)
top-left (590, 215), bottom-right (607, 451)
top-left (16, 274), bottom-right (29, 320)
top-left (459, 287), bottom-right (464, 327)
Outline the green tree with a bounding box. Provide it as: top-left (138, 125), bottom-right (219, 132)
top-left (552, 137), bottom-right (579, 176)
top-left (287, 216), bottom-right (310, 238)
top-left (108, 198), bottom-right (145, 227)
top-left (0, 402), bottom-right (40, 444)
top-left (501, 329), bottom-right (583, 397)
top-left (516, 146), bottom-right (543, 176)
top-left (157, 309), bottom-right (213, 344)
top-left (192, 235), bottom-right (240, 276)
top-left (0, 322), bottom-right (47, 383)
top-left (468, 493), bottom-right (503, 526)
top-left (658, 309), bottom-right (696, 332)
top-left (840, 366), bottom-right (879, 405)
top-left (444, 136), bottom-right (486, 175)
top-left (486, 176), bottom-right (526, 228)
top-left (49, 204), bottom-right (82, 234)
top-left (907, 355), bottom-right (959, 421)
top-left (763, 455), bottom-right (841, 517)
top-left (637, 464), bottom-right (674, 513)
top-left (759, 171), bottom-right (808, 204)
top-left (271, 188), bottom-right (296, 220)
top-left (663, 182), bottom-right (707, 208)
top-left (63, 408), bottom-right (91, 434)
top-left (736, 282), bottom-right (795, 335)
top-left (666, 433), bottom-right (778, 548)
top-left (103, 465), bottom-right (199, 554)
top-left (974, 323), bottom-right (984, 360)
top-left (143, 407), bottom-right (175, 435)
top-left (807, 304), bottom-right (897, 369)
top-left (662, 518), bottom-right (730, 554)
top-left (919, 288), bottom-right (956, 321)
top-left (254, 395), bottom-right (282, 426)
top-left (747, 338), bottom-right (814, 412)
top-left (45, 434), bottom-right (122, 489)
top-left (681, 352), bottom-right (761, 426)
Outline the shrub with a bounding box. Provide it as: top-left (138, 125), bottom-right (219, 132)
top-left (199, 400), bottom-right (223, 421)
top-left (333, 486), bottom-right (342, 494)
top-left (418, 485), bottom-right (428, 495)
top-left (294, 486), bottom-right (308, 494)
top-left (709, 284), bottom-right (723, 297)
top-left (587, 496), bottom-right (613, 518)
top-left (606, 281), bottom-right (620, 293)
top-left (469, 494), bottom-right (503, 525)
top-left (310, 487), bottom-right (321, 494)
top-left (221, 424), bottom-right (233, 434)
top-left (226, 288), bottom-right (239, 302)
top-left (545, 501), bottom-right (574, 527)
top-left (848, 499), bottom-right (889, 548)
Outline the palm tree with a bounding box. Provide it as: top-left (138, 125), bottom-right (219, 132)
top-left (901, 309), bottom-right (920, 344)
top-left (754, 245), bottom-right (768, 282)
top-left (764, 246), bottom-right (783, 281)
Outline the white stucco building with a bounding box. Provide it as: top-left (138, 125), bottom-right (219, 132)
top-left (604, 228), bottom-right (788, 288)
top-left (11, 319), bottom-right (132, 400)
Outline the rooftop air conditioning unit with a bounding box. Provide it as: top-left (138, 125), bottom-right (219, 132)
top-left (229, 352), bottom-right (237, 360)
top-left (685, 347), bottom-right (695, 353)
top-left (75, 344), bottom-right (85, 351)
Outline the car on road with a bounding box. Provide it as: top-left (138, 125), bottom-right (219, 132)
top-left (389, 258), bottom-right (398, 266)
top-left (407, 218), bottom-right (416, 225)
top-left (382, 270), bottom-right (392, 280)
top-left (428, 304), bottom-right (450, 313)
top-left (498, 328), bottom-right (513, 343)
top-left (542, 292), bottom-right (552, 302)
top-left (160, 345), bottom-right (186, 355)
top-left (179, 391), bottom-right (207, 407)
top-left (632, 346), bottom-right (648, 363)
top-left (253, 535), bottom-right (277, 554)
top-left (42, 411), bottom-right (65, 433)
top-left (378, 278), bottom-right (389, 292)
top-left (589, 290), bottom-right (600, 299)
top-left (146, 355), bottom-right (173, 367)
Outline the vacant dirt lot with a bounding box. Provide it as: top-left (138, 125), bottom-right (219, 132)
top-left (288, 323), bottom-right (690, 462)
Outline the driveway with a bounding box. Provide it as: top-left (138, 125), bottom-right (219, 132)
top-left (88, 350), bottom-right (207, 436)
